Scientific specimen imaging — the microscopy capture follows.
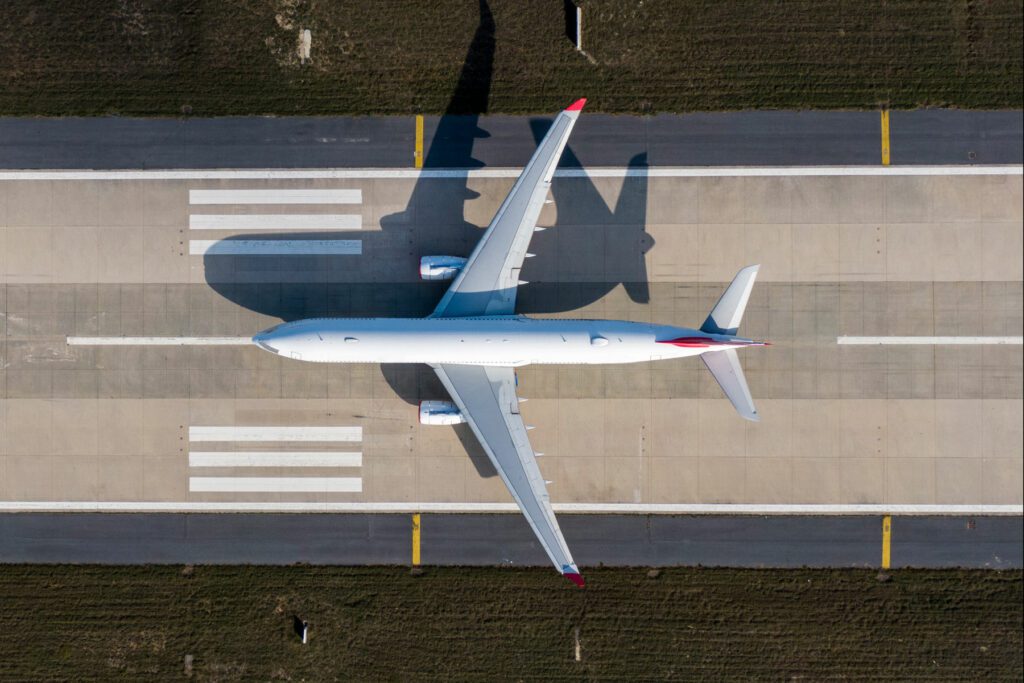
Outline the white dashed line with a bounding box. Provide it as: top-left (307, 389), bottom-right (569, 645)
top-left (67, 336), bottom-right (253, 346)
top-left (838, 336), bottom-right (1023, 345)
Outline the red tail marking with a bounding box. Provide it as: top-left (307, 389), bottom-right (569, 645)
top-left (565, 98), bottom-right (587, 112)
top-left (657, 337), bottom-right (710, 348)
top-left (657, 337), bottom-right (765, 348)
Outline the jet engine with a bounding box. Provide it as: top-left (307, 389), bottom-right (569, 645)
top-left (419, 255), bottom-right (467, 281)
top-left (418, 400), bottom-right (467, 425)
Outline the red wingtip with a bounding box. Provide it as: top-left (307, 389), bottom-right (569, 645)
top-left (565, 98), bottom-right (587, 112)
top-left (564, 572), bottom-right (585, 588)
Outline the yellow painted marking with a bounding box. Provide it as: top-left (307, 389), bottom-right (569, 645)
top-left (412, 512), bottom-right (421, 565)
top-left (880, 110), bottom-right (891, 166)
top-left (881, 515), bottom-right (892, 568)
top-left (414, 115), bottom-right (424, 169)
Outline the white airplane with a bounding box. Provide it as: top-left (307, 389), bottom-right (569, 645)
top-left (253, 99), bottom-right (767, 586)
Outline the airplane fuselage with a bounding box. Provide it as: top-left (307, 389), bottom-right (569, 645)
top-left (253, 316), bottom-right (761, 366)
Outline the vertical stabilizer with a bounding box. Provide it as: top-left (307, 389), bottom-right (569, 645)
top-left (702, 349), bottom-right (759, 421)
top-left (701, 265), bottom-right (759, 335)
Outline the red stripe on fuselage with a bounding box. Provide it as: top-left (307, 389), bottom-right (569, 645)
top-left (657, 336), bottom-right (741, 348)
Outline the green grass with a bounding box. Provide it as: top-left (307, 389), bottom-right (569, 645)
top-left (0, 565), bottom-right (1020, 681)
top-left (0, 0), bottom-right (1021, 116)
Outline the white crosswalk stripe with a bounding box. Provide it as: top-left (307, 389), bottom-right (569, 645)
top-left (189, 189), bottom-right (362, 204)
top-left (189, 214), bottom-right (362, 231)
top-left (189, 239), bottom-right (361, 255)
top-left (190, 477), bottom-right (362, 493)
top-left (189, 452), bottom-right (363, 468)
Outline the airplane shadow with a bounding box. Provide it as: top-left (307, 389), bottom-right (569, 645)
top-left (201, 0), bottom-right (653, 477)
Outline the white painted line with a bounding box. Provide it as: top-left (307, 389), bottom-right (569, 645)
top-left (189, 214), bottom-right (361, 230)
top-left (71, 336), bottom-right (1024, 351)
top-left (189, 426), bottom-right (362, 442)
top-left (189, 452), bottom-right (362, 468)
top-left (189, 239), bottom-right (361, 255)
top-left (838, 336), bottom-right (1024, 345)
top-left (189, 477), bottom-right (362, 493)
top-left (67, 336), bottom-right (252, 346)
top-left (189, 189), bottom-right (361, 205)
top-left (3, 165), bottom-right (1020, 181)
top-left (1, 502), bottom-right (1020, 515)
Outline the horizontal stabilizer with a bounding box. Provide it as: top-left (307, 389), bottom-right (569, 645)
top-left (702, 348), bottom-right (759, 422)
top-left (701, 265), bottom-right (759, 335)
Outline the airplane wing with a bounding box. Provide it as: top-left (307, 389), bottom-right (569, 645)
top-left (431, 363), bottom-right (584, 586)
top-left (430, 99), bottom-right (586, 318)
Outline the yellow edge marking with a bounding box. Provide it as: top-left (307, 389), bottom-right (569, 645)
top-left (881, 515), bottom-right (892, 569)
top-left (880, 110), bottom-right (891, 166)
top-left (414, 115), bottom-right (424, 169)
top-left (412, 512), bottom-right (421, 565)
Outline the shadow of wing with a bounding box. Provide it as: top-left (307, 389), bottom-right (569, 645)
top-left (519, 118), bottom-right (652, 313)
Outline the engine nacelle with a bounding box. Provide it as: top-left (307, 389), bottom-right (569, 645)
top-left (420, 255), bottom-right (467, 281)
top-left (419, 400), bottom-right (466, 425)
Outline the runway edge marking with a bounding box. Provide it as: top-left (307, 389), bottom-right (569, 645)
top-left (2, 502), bottom-right (1021, 514)
top-left (3, 165), bottom-right (1021, 180)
